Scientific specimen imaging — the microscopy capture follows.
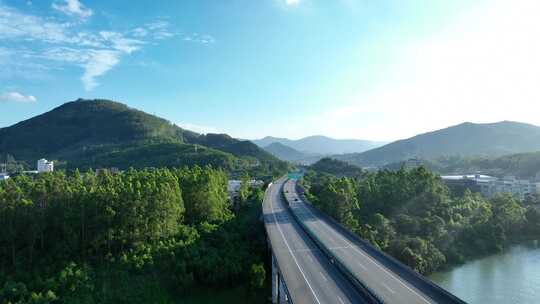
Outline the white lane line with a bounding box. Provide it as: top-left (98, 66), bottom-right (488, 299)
top-left (319, 271), bottom-right (328, 282)
top-left (337, 296), bottom-right (345, 304)
top-left (382, 282), bottom-right (396, 294)
top-left (292, 248), bottom-right (318, 253)
top-left (329, 245), bottom-right (351, 251)
top-left (356, 261), bottom-right (367, 270)
top-left (294, 184), bottom-right (431, 304)
top-left (275, 248), bottom-right (319, 254)
top-left (269, 183), bottom-right (322, 304)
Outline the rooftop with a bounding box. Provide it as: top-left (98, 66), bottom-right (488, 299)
top-left (441, 174), bottom-right (497, 181)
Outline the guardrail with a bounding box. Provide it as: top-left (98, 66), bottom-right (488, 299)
top-left (263, 180), bottom-right (294, 304)
top-left (292, 181), bottom-right (468, 304)
top-left (281, 180), bottom-right (383, 304)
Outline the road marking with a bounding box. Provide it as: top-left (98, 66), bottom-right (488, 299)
top-left (276, 248), bottom-right (319, 254)
top-left (382, 282), bottom-right (396, 294)
top-left (356, 261), bottom-right (367, 270)
top-left (319, 271), bottom-right (328, 282)
top-left (292, 182), bottom-right (432, 304)
top-left (329, 245), bottom-right (351, 251)
top-left (268, 181), bottom-right (322, 304)
top-left (337, 296), bottom-right (345, 304)
top-left (294, 248), bottom-right (318, 253)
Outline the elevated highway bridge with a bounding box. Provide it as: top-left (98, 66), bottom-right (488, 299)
top-left (263, 178), bottom-right (467, 304)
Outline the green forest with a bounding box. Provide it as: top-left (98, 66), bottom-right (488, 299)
top-left (0, 99), bottom-right (288, 179)
top-left (301, 166), bottom-right (540, 275)
top-left (385, 152), bottom-right (540, 179)
top-left (0, 167), bottom-right (268, 304)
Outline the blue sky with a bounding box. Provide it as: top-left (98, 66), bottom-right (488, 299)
top-left (2, 0), bottom-right (540, 141)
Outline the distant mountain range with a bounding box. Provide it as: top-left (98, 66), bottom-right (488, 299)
top-left (334, 121), bottom-right (540, 167)
top-left (262, 142), bottom-right (311, 162)
top-left (0, 99), bottom-right (287, 176)
top-left (252, 135), bottom-right (386, 156)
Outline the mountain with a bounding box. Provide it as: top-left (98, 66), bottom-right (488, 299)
top-left (335, 121), bottom-right (540, 167)
top-left (263, 142), bottom-right (312, 162)
top-left (308, 157), bottom-right (363, 178)
top-left (0, 99), bottom-right (287, 175)
top-left (252, 135), bottom-right (386, 155)
top-left (383, 152), bottom-right (540, 180)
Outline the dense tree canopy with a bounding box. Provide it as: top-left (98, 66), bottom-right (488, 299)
top-left (0, 167), bottom-right (267, 303)
top-left (301, 166), bottom-right (539, 275)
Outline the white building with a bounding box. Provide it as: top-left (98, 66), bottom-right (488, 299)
top-left (442, 174), bottom-right (540, 201)
top-left (0, 173), bottom-right (9, 181)
top-left (482, 176), bottom-right (540, 201)
top-left (37, 159), bottom-right (54, 173)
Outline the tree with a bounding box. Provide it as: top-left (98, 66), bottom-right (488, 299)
top-left (249, 263), bottom-right (266, 290)
top-left (175, 166), bottom-right (231, 224)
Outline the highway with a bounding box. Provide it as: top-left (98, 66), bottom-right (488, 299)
top-left (263, 178), bottom-right (369, 304)
top-left (284, 179), bottom-right (439, 304)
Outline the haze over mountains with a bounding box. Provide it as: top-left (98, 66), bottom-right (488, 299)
top-left (3, 100), bottom-right (540, 178)
top-left (335, 121), bottom-right (540, 167)
top-left (252, 135), bottom-right (386, 162)
top-left (261, 142), bottom-right (312, 162)
top-left (0, 99), bottom-right (287, 175)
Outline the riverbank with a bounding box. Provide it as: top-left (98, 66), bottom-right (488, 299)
top-left (430, 241), bottom-right (540, 304)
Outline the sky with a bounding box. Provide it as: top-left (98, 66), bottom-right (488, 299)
top-left (1, 0), bottom-right (540, 141)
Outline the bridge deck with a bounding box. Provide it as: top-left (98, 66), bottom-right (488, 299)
top-left (263, 178), bottom-right (368, 304)
top-left (284, 179), bottom-right (439, 304)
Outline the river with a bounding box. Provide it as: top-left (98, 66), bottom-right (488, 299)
top-left (429, 241), bottom-right (540, 304)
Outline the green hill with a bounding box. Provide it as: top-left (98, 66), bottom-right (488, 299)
top-left (389, 152), bottom-right (540, 179)
top-left (0, 99), bottom-right (287, 175)
top-left (309, 157), bottom-right (363, 178)
top-left (335, 121), bottom-right (540, 167)
top-left (263, 142), bottom-right (314, 162)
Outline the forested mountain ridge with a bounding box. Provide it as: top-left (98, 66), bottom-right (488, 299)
top-left (262, 142), bottom-right (312, 162)
top-left (252, 135), bottom-right (386, 155)
top-left (334, 121), bottom-right (540, 167)
top-left (0, 99), bottom-right (287, 175)
top-left (309, 157), bottom-right (363, 178)
top-left (384, 151), bottom-right (540, 179)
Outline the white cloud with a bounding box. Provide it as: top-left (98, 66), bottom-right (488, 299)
top-left (41, 47), bottom-right (121, 91)
top-left (0, 5), bottom-right (71, 43)
top-left (183, 33), bottom-right (215, 44)
top-left (286, 0), bottom-right (300, 5)
top-left (145, 20), bottom-right (178, 40)
top-left (0, 47), bottom-right (50, 80)
top-left (0, 91), bottom-right (37, 103)
top-left (99, 31), bottom-right (144, 53)
top-left (52, 0), bottom-right (93, 19)
top-left (132, 27), bottom-right (148, 37)
top-left (0, 5), bottom-right (181, 91)
top-left (80, 50), bottom-right (121, 91)
top-left (175, 122), bottom-right (219, 134)
top-left (147, 20), bottom-right (169, 31)
top-left (304, 0), bottom-right (540, 141)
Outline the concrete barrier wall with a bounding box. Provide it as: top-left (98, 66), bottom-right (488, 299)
top-left (281, 181), bottom-right (383, 304)
top-left (291, 182), bottom-right (467, 304)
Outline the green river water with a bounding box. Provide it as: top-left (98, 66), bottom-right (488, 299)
top-left (430, 241), bottom-right (540, 304)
